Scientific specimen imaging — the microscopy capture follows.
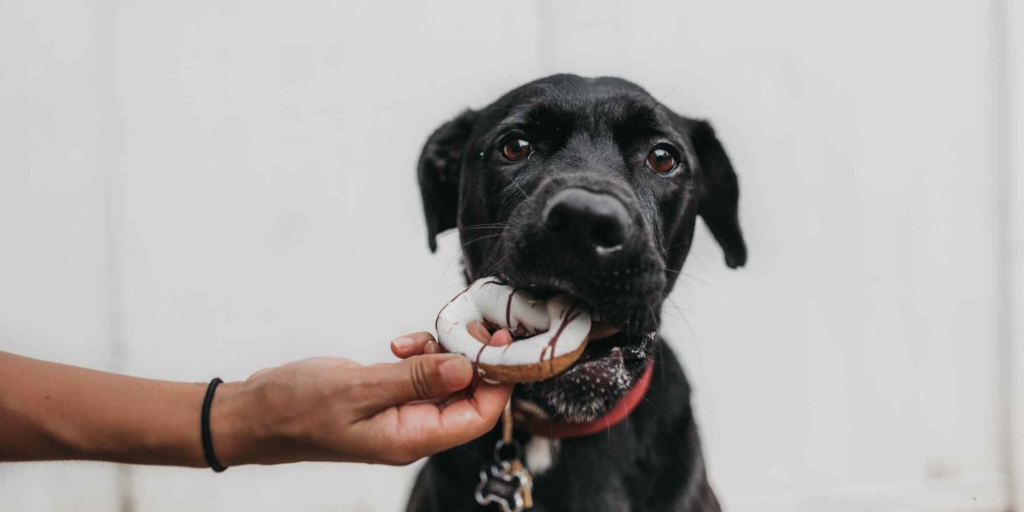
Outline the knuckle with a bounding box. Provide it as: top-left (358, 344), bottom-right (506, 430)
top-left (410, 359), bottom-right (434, 400)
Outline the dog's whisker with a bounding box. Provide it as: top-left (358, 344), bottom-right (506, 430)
top-left (461, 222), bottom-right (510, 229)
top-left (504, 69), bottom-right (522, 87)
top-left (438, 225), bottom-right (508, 237)
top-left (500, 171), bottom-right (544, 206)
top-left (658, 308), bottom-right (685, 320)
top-left (455, 224), bottom-right (510, 231)
top-left (436, 223), bottom-right (510, 241)
top-left (512, 181), bottom-right (528, 199)
top-left (653, 77), bottom-right (683, 110)
top-left (667, 296), bottom-right (712, 402)
top-left (642, 396), bottom-right (662, 414)
top-left (661, 266), bottom-right (721, 293)
top-left (678, 272), bottom-right (720, 292)
top-left (481, 104), bottom-right (517, 115)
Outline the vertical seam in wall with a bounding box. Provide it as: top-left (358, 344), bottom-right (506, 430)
top-left (98, 2), bottom-right (134, 511)
top-left (533, 0), bottom-right (555, 75)
top-left (992, 0), bottom-right (1016, 507)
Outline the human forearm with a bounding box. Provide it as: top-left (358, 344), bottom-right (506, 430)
top-left (0, 351), bottom-right (208, 466)
top-left (0, 331), bottom-right (510, 468)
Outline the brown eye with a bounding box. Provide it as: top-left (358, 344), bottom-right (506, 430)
top-left (502, 139), bottom-right (532, 161)
top-left (646, 147), bottom-right (676, 173)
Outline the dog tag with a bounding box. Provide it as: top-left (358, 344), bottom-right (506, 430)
top-left (475, 460), bottom-right (529, 512)
top-left (510, 459), bottom-right (534, 508)
top-left (475, 399), bottom-right (533, 512)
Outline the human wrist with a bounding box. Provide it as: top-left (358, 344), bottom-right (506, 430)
top-left (208, 381), bottom-right (260, 467)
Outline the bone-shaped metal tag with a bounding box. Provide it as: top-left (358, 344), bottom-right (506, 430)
top-left (475, 461), bottom-right (528, 512)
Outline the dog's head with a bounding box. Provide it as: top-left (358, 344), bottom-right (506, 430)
top-left (418, 74), bottom-right (745, 422)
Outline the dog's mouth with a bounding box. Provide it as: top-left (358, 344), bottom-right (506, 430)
top-left (492, 277), bottom-right (659, 422)
top-left (486, 217), bottom-right (668, 421)
top-left (513, 326), bottom-right (655, 423)
top-left (566, 329), bottom-right (643, 377)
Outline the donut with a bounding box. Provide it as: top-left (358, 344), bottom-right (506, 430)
top-left (435, 278), bottom-right (617, 383)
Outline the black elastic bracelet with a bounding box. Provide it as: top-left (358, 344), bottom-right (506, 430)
top-left (201, 377), bottom-right (228, 473)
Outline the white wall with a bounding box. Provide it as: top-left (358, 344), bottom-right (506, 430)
top-left (0, 1), bottom-right (121, 509)
top-left (1006, 0), bottom-right (1024, 507)
top-left (0, 1), bottom-right (1015, 511)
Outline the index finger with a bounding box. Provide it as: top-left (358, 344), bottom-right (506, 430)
top-left (390, 332), bottom-right (438, 359)
top-left (394, 324), bottom-right (513, 360)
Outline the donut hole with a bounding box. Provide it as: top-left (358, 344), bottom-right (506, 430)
top-left (471, 320), bottom-right (538, 344)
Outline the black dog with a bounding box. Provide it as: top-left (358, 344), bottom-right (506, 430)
top-left (409, 74), bottom-right (746, 512)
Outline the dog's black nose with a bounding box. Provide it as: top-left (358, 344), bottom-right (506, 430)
top-left (542, 188), bottom-right (633, 251)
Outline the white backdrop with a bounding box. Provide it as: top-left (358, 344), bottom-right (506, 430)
top-left (1, 1), bottom-right (1019, 511)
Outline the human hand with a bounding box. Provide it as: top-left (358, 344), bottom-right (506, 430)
top-left (210, 329), bottom-right (513, 466)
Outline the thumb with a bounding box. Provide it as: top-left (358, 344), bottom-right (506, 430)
top-left (358, 354), bottom-right (474, 409)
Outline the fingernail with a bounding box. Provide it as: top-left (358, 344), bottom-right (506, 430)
top-left (392, 337), bottom-right (414, 350)
top-left (439, 357), bottom-right (471, 389)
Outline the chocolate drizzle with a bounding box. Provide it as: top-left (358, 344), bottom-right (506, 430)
top-left (435, 278), bottom-right (504, 338)
top-left (473, 325), bottom-right (494, 368)
top-left (436, 278), bottom-right (594, 383)
top-left (435, 285), bottom-right (474, 335)
top-left (539, 300), bottom-right (584, 373)
top-left (468, 320), bottom-right (506, 383)
top-left (505, 287), bottom-right (519, 333)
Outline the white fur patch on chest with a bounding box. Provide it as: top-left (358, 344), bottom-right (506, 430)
top-left (524, 436), bottom-right (559, 476)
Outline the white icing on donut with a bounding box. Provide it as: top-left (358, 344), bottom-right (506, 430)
top-left (435, 278), bottom-right (592, 367)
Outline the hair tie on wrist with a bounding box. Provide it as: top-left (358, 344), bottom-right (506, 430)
top-left (201, 377), bottom-right (228, 473)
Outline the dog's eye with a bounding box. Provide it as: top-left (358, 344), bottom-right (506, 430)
top-left (646, 147), bottom-right (677, 174)
top-left (502, 139), bottom-right (532, 162)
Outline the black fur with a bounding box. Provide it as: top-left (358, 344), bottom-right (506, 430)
top-left (412, 74), bottom-right (744, 511)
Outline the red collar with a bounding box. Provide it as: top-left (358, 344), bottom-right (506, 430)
top-left (512, 360), bottom-right (655, 439)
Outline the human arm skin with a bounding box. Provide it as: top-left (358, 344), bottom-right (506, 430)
top-left (0, 330), bottom-right (512, 467)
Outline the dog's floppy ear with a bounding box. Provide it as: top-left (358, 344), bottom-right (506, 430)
top-left (690, 120), bottom-right (747, 269)
top-left (418, 109), bottom-right (479, 252)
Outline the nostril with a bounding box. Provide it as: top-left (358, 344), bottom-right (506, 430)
top-left (544, 202), bottom-right (571, 232)
top-left (591, 216), bottom-right (628, 249)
